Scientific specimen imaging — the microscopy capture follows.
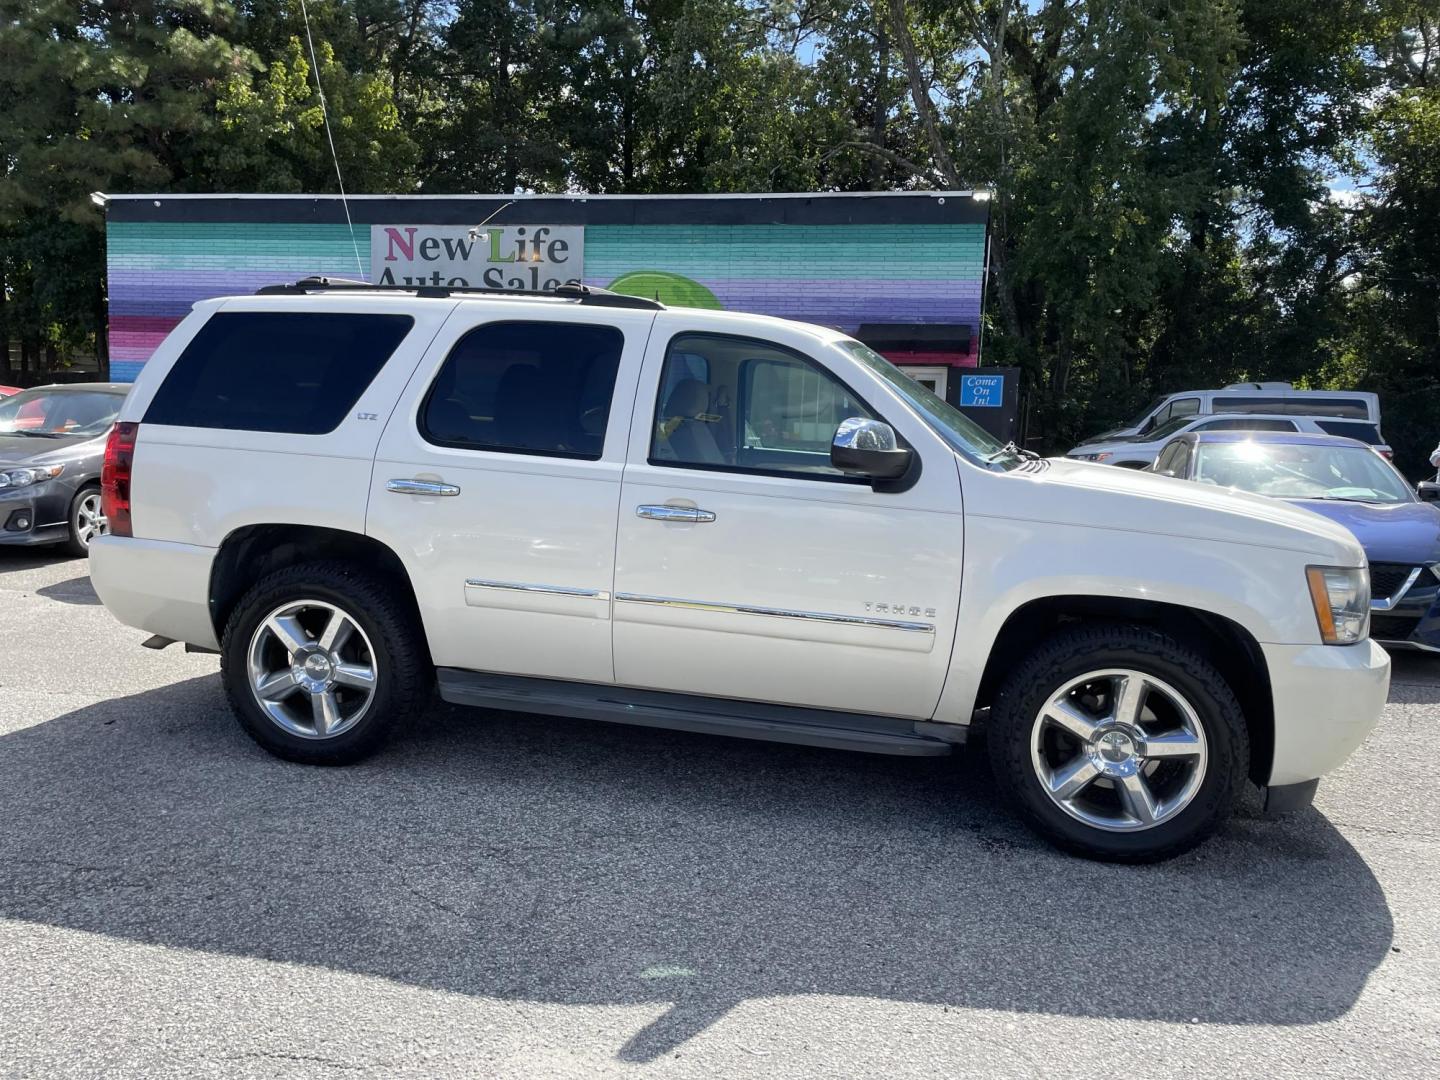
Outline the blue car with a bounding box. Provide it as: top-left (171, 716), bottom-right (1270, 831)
top-left (1153, 430), bottom-right (1440, 653)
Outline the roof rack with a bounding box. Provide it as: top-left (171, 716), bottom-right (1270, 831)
top-left (254, 276), bottom-right (664, 311)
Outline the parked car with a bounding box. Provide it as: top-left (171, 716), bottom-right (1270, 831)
top-left (89, 280), bottom-right (1389, 862)
top-left (0, 385), bottom-right (21, 399)
top-left (0, 383), bottom-right (128, 554)
top-left (1068, 412), bottom-right (1393, 469)
top-left (1094, 382), bottom-right (1381, 442)
top-left (1153, 430), bottom-right (1440, 654)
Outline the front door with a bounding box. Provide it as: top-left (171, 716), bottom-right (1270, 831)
top-left (368, 303), bottom-right (655, 684)
top-left (612, 327), bottom-right (965, 720)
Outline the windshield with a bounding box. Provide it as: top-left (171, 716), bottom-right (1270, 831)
top-left (1123, 395), bottom-right (1166, 429)
top-left (0, 388), bottom-right (122, 438)
top-left (1138, 415), bottom-right (1198, 442)
top-left (1194, 440), bottom-right (1413, 504)
top-left (836, 340), bottom-right (1015, 466)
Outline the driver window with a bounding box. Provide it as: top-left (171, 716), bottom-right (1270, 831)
top-left (650, 332), bottom-right (877, 479)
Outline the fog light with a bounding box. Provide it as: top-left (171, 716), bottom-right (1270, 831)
top-left (5, 510), bottom-right (32, 531)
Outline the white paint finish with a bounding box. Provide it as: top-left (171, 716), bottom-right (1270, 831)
top-left (612, 312), bottom-right (964, 719)
top-left (932, 458), bottom-right (1369, 729)
top-left (122, 294), bottom-right (457, 547)
top-left (89, 535), bottom-right (220, 649)
top-left (366, 300), bottom-right (657, 685)
top-left (1263, 639), bottom-right (1391, 786)
top-left (131, 438), bottom-right (378, 547)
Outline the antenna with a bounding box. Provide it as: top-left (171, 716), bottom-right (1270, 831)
top-left (298, 0), bottom-right (365, 280)
top-left (467, 200), bottom-right (516, 241)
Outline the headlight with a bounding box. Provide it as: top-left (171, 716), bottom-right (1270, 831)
top-left (1306, 565), bottom-right (1370, 645)
top-left (0, 465), bottom-right (64, 489)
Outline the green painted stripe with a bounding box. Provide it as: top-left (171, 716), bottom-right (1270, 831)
top-left (584, 224), bottom-right (984, 279)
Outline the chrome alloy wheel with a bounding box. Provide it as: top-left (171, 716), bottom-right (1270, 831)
top-left (246, 600), bottom-right (378, 739)
top-left (1029, 668), bottom-right (1208, 832)
top-left (75, 491), bottom-right (107, 546)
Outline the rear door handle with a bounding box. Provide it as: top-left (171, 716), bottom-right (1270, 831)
top-left (636, 504), bottom-right (716, 523)
top-left (387, 478), bottom-right (461, 497)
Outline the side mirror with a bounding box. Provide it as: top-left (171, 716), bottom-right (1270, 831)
top-left (1418, 481), bottom-right (1440, 504)
top-left (831, 417), bottom-right (912, 481)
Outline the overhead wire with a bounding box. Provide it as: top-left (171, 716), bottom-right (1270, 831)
top-left (298, 0), bottom-right (366, 280)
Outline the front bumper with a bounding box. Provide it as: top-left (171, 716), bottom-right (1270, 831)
top-left (1370, 578), bottom-right (1440, 653)
top-left (1263, 638), bottom-right (1390, 788)
top-left (0, 483), bottom-right (70, 546)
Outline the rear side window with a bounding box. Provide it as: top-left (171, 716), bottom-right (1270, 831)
top-left (1195, 418), bottom-right (1296, 432)
top-left (145, 312), bottom-right (414, 434)
top-left (1316, 420), bottom-right (1383, 444)
top-left (1215, 396), bottom-right (1371, 418)
top-left (420, 321), bottom-right (623, 460)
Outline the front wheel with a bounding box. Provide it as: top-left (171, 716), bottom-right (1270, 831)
top-left (988, 624), bottom-right (1249, 862)
top-left (64, 486), bottom-right (107, 556)
top-left (220, 561), bottom-right (429, 765)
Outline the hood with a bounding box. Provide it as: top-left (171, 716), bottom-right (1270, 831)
top-left (0, 431), bottom-right (106, 466)
top-left (993, 458), bottom-right (1365, 562)
top-left (1288, 498), bottom-right (1440, 565)
top-left (1067, 432), bottom-right (1153, 455)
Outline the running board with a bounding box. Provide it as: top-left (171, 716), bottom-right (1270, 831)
top-left (436, 669), bottom-right (960, 757)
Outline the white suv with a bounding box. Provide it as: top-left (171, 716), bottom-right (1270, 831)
top-left (91, 280), bottom-right (1390, 862)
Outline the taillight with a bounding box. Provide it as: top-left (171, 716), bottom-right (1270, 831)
top-left (101, 422), bottom-right (138, 538)
top-left (1379, 449), bottom-right (1393, 460)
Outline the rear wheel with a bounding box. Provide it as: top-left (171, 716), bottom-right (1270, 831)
top-left (220, 561), bottom-right (429, 765)
top-left (988, 624), bottom-right (1248, 862)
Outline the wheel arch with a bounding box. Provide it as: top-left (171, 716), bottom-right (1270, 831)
top-left (973, 595), bottom-right (1274, 787)
top-left (209, 524), bottom-right (428, 659)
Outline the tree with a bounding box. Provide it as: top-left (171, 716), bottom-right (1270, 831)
top-left (0, 0), bottom-right (255, 374)
top-left (209, 35), bottom-right (420, 192)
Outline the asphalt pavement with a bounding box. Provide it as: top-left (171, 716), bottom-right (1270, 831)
top-left (1, 548), bottom-right (1437, 1078)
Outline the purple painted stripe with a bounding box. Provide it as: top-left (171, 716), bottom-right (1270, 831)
top-left (108, 269), bottom-right (317, 318)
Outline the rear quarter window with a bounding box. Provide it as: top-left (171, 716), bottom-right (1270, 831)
top-left (144, 312), bottom-right (414, 434)
top-left (1316, 420), bottom-right (1383, 444)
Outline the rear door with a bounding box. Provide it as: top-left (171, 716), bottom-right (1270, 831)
top-left (367, 302), bottom-right (655, 684)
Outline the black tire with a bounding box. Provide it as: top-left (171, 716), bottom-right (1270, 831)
top-left (220, 561), bottom-right (430, 765)
top-left (987, 623), bottom-right (1249, 863)
top-left (63, 485), bottom-right (105, 557)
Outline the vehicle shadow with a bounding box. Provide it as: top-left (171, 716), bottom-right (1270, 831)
top-left (1387, 652), bottom-right (1440, 704)
top-left (0, 547), bottom-right (74, 574)
top-left (0, 676), bottom-right (1394, 1062)
top-left (34, 575), bottom-right (100, 605)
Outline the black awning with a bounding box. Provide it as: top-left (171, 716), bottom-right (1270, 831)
top-left (856, 323), bottom-right (972, 352)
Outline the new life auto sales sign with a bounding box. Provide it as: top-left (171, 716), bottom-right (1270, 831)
top-left (371, 225), bottom-right (585, 290)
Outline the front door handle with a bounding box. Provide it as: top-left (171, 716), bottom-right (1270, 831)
top-left (636, 504), bottom-right (716, 524)
top-left (387, 478), bottom-right (461, 497)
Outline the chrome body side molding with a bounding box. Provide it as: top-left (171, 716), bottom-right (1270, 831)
top-left (613, 592), bottom-right (935, 634)
top-left (465, 579), bottom-right (611, 601)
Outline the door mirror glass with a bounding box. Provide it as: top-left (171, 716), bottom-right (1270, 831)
top-left (831, 418), bottom-right (912, 480)
top-left (1418, 481), bottom-right (1440, 504)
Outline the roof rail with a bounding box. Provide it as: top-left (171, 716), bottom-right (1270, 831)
top-left (254, 276), bottom-right (664, 310)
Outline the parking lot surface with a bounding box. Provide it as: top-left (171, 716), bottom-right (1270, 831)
top-left (2, 548), bottom-right (1438, 1078)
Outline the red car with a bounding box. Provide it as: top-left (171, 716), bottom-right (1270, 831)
top-left (0, 386), bottom-right (21, 398)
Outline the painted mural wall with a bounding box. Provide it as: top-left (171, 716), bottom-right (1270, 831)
top-left (107, 204), bottom-right (986, 383)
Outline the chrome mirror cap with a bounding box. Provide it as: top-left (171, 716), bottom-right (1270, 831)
top-left (831, 418), bottom-right (911, 480)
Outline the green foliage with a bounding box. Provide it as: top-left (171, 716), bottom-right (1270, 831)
top-left (1, 0), bottom-right (1436, 475)
top-left (208, 36), bottom-right (419, 192)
